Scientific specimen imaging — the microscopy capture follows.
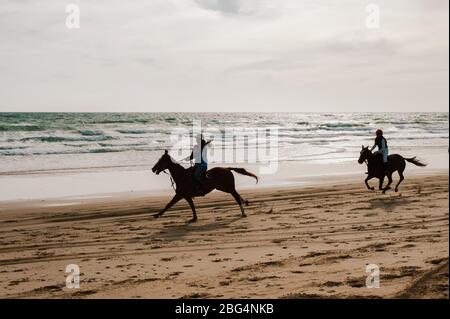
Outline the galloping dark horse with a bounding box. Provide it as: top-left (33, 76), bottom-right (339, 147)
top-left (358, 146), bottom-right (426, 194)
top-left (151, 150), bottom-right (258, 222)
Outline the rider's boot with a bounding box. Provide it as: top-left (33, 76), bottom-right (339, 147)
top-left (194, 179), bottom-right (205, 196)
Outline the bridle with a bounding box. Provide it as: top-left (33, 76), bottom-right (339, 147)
top-left (154, 160), bottom-right (176, 192)
top-left (360, 150), bottom-right (370, 166)
top-left (363, 150), bottom-right (371, 166)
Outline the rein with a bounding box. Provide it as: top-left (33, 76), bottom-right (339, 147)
top-left (364, 151), bottom-right (373, 166)
top-left (159, 159), bottom-right (193, 192)
top-left (162, 170), bottom-right (176, 191)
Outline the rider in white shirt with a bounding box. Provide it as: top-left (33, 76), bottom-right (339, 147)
top-left (370, 129), bottom-right (389, 175)
top-left (185, 134), bottom-right (212, 195)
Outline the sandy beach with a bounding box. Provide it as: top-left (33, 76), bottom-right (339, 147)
top-left (1, 0), bottom-right (449, 306)
top-left (0, 173), bottom-right (447, 299)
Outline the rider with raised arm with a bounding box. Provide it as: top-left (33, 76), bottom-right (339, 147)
top-left (185, 134), bottom-right (212, 195)
top-left (370, 129), bottom-right (389, 175)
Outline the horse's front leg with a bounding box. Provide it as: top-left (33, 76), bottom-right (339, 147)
top-left (153, 193), bottom-right (182, 219)
top-left (184, 197), bottom-right (197, 223)
top-left (365, 176), bottom-right (375, 191)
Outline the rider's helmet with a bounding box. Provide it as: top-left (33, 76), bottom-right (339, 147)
top-left (376, 129), bottom-right (383, 136)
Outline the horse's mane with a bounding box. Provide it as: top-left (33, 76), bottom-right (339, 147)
top-left (168, 155), bottom-right (189, 172)
top-left (365, 149), bottom-right (374, 158)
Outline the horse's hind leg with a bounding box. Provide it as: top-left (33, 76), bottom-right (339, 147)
top-left (395, 171), bottom-right (405, 192)
top-left (231, 190), bottom-right (246, 217)
top-left (185, 197), bottom-right (197, 223)
top-left (239, 194), bottom-right (249, 206)
top-left (382, 174), bottom-right (393, 194)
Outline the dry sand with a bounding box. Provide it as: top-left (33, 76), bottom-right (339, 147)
top-left (0, 174), bottom-right (448, 299)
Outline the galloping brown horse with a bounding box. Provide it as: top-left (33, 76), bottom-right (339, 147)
top-left (358, 146), bottom-right (426, 194)
top-left (151, 150), bottom-right (258, 222)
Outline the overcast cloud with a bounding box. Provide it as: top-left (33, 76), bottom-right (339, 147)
top-left (0, 0), bottom-right (448, 112)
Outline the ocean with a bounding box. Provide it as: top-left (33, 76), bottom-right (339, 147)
top-left (0, 112), bottom-right (448, 201)
top-left (1, 112), bottom-right (448, 173)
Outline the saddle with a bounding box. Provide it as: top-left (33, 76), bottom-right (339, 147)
top-left (188, 167), bottom-right (208, 181)
top-left (374, 153), bottom-right (384, 161)
top-left (188, 167), bottom-right (208, 196)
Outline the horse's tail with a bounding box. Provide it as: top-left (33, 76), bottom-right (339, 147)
top-left (228, 167), bottom-right (259, 184)
top-left (405, 157), bottom-right (427, 167)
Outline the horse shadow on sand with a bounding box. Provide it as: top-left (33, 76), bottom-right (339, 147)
top-left (148, 213), bottom-right (244, 243)
top-left (368, 194), bottom-right (411, 212)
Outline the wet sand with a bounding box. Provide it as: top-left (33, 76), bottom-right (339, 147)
top-left (0, 174), bottom-right (448, 299)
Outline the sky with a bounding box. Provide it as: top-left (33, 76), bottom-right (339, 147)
top-left (0, 0), bottom-right (448, 112)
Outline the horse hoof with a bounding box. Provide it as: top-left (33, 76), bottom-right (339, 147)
top-left (187, 218), bottom-right (197, 223)
top-left (370, 187), bottom-right (375, 191)
top-left (241, 214), bottom-right (247, 218)
top-left (153, 213), bottom-right (161, 219)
